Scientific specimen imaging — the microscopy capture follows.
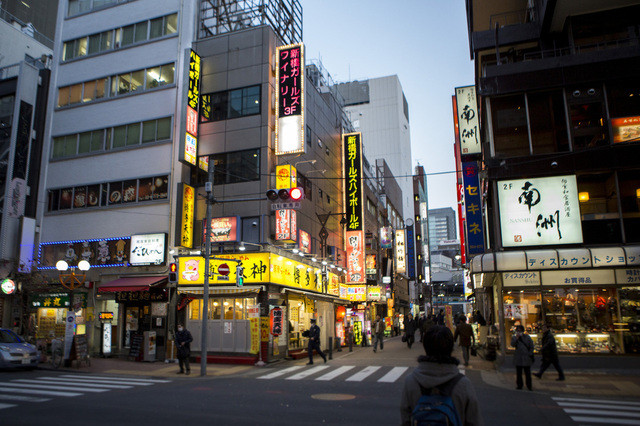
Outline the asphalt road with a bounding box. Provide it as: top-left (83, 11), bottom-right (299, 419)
top-left (2, 336), bottom-right (637, 425)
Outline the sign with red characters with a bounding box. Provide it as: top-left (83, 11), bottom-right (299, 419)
top-left (275, 43), bottom-right (305, 155)
top-left (276, 209), bottom-right (297, 242)
top-left (343, 132), bottom-right (365, 284)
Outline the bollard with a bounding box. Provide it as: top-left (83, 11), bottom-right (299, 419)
top-left (336, 337), bottom-right (342, 352)
top-left (328, 337), bottom-right (333, 360)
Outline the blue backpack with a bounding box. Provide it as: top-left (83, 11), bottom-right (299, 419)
top-left (411, 374), bottom-right (464, 426)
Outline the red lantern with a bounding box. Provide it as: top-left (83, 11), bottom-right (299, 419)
top-left (336, 306), bottom-right (346, 322)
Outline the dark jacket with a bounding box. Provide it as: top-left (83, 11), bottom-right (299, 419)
top-left (373, 319), bottom-right (385, 335)
top-left (454, 323), bottom-right (475, 347)
top-left (540, 330), bottom-right (558, 360)
top-left (400, 356), bottom-right (484, 426)
top-left (511, 333), bottom-right (534, 367)
top-left (308, 324), bottom-right (321, 343)
top-left (175, 328), bottom-right (193, 357)
top-left (436, 312), bottom-right (445, 325)
top-left (404, 318), bottom-right (417, 335)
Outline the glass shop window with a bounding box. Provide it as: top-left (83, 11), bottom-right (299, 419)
top-left (211, 300), bottom-right (222, 319)
top-left (189, 299), bottom-right (202, 321)
top-left (619, 286), bottom-right (640, 354)
top-left (567, 86), bottom-right (609, 149)
top-left (503, 289), bottom-right (542, 344)
top-left (577, 173), bottom-right (622, 244)
top-left (491, 95), bottom-right (530, 157)
top-left (618, 169), bottom-right (640, 243)
top-left (528, 90), bottom-right (570, 154)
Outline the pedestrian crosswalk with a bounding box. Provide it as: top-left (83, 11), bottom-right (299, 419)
top-left (0, 374), bottom-right (170, 410)
top-left (257, 365), bottom-right (427, 383)
top-left (553, 396), bottom-right (640, 425)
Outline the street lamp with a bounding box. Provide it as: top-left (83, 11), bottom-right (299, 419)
top-left (56, 260), bottom-right (90, 291)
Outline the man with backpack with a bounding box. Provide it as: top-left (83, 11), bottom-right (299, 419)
top-left (400, 325), bottom-right (483, 425)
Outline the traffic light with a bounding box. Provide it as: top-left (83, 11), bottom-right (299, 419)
top-left (236, 265), bottom-right (244, 287)
top-left (266, 187), bottom-right (305, 202)
top-left (169, 263), bottom-right (178, 283)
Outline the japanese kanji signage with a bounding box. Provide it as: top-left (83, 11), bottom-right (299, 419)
top-left (276, 165), bottom-right (297, 189)
top-left (455, 86), bottom-right (481, 155)
top-left (177, 183), bottom-right (195, 248)
top-left (30, 293), bottom-right (70, 308)
top-left (612, 116), bottom-right (640, 144)
top-left (366, 254), bottom-right (377, 275)
top-left (498, 175), bottom-right (583, 247)
top-left (462, 162), bottom-right (485, 255)
top-left (343, 132), bottom-right (365, 284)
top-left (129, 233), bottom-right (166, 266)
top-left (275, 43), bottom-right (305, 155)
top-left (395, 229), bottom-right (406, 274)
top-left (298, 229), bottom-right (311, 253)
top-left (203, 216), bottom-right (239, 243)
top-left (380, 226), bottom-right (393, 249)
top-left (276, 209), bottom-right (297, 242)
top-left (181, 49), bottom-right (200, 166)
top-left (541, 269), bottom-right (614, 286)
top-left (406, 224), bottom-right (416, 279)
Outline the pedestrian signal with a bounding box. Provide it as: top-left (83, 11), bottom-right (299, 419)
top-left (169, 263), bottom-right (178, 283)
top-left (236, 265), bottom-right (244, 287)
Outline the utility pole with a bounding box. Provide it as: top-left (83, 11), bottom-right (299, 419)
top-left (201, 161), bottom-right (214, 376)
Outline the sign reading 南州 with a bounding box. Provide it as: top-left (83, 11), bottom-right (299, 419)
top-left (276, 43), bottom-right (305, 155)
top-left (203, 216), bottom-right (239, 243)
top-left (181, 50), bottom-right (201, 166)
top-left (455, 86), bottom-right (481, 155)
top-left (395, 229), bottom-right (406, 274)
top-left (462, 162), bottom-right (485, 256)
top-left (177, 183), bottom-right (195, 248)
top-left (497, 175), bottom-right (583, 247)
top-left (343, 133), bottom-right (365, 284)
top-left (276, 209), bottom-right (297, 242)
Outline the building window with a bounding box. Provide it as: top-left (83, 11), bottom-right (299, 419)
top-left (618, 169), bottom-right (640, 243)
top-left (51, 116), bottom-right (172, 159)
top-left (210, 149), bottom-right (260, 185)
top-left (491, 95), bottom-right (529, 157)
top-left (577, 172), bottom-right (621, 244)
top-left (527, 91), bottom-right (570, 154)
top-left (567, 85), bottom-right (608, 150)
top-left (47, 175), bottom-right (168, 212)
top-left (62, 13), bottom-right (177, 61)
top-left (200, 85), bottom-right (261, 123)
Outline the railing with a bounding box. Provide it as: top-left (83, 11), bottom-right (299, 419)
top-left (523, 37), bottom-right (639, 61)
top-left (0, 8), bottom-right (54, 49)
top-left (489, 7), bottom-right (536, 29)
top-left (0, 63), bottom-right (21, 80)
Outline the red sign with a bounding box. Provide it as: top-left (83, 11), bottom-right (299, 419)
top-left (276, 209), bottom-right (297, 242)
top-left (270, 307), bottom-right (283, 336)
top-left (298, 229), bottom-right (311, 253)
top-left (346, 230), bottom-right (365, 284)
top-left (186, 106), bottom-right (198, 137)
top-left (204, 216), bottom-right (239, 243)
top-left (218, 263), bottom-right (230, 276)
top-left (612, 116), bottom-right (640, 144)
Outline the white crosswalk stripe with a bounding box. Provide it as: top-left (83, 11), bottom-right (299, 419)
top-left (0, 374), bottom-right (170, 410)
top-left (258, 365), bottom-right (410, 383)
top-left (553, 396), bottom-right (640, 425)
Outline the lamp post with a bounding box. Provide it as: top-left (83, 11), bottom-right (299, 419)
top-left (56, 260), bottom-right (90, 291)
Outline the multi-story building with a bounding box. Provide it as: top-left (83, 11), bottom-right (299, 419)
top-left (428, 207), bottom-right (457, 251)
top-left (336, 76), bottom-right (414, 224)
top-left (0, 5), bottom-right (53, 329)
top-left (464, 0), bottom-right (640, 355)
top-left (0, 0), bottom-right (58, 48)
top-left (412, 165), bottom-right (429, 312)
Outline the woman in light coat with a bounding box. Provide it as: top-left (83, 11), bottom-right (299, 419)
top-left (510, 325), bottom-right (534, 390)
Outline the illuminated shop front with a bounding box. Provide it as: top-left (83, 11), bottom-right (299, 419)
top-left (177, 252), bottom-right (348, 359)
top-left (472, 246), bottom-right (640, 355)
top-left (30, 292), bottom-right (88, 339)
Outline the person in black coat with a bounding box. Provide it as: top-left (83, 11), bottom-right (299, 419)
top-left (436, 309), bottom-right (445, 326)
top-left (404, 314), bottom-right (417, 349)
top-left (175, 324), bottom-right (193, 375)
top-left (533, 323), bottom-right (565, 381)
top-left (306, 318), bottom-right (327, 365)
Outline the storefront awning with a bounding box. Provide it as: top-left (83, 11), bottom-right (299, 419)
top-left (470, 245), bottom-right (640, 274)
top-left (284, 287), bottom-right (348, 304)
top-left (177, 286), bottom-right (262, 298)
top-left (98, 276), bottom-right (167, 292)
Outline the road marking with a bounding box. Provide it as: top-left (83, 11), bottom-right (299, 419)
top-left (557, 403), bottom-right (640, 412)
top-left (0, 387), bottom-right (83, 397)
top-left (0, 403), bottom-right (16, 410)
top-left (286, 366), bottom-right (331, 380)
top-left (315, 366), bottom-right (356, 381)
top-left (258, 366), bottom-right (304, 380)
top-left (345, 366), bottom-right (381, 382)
top-left (54, 377), bottom-right (153, 386)
top-left (0, 382), bottom-right (108, 393)
top-left (13, 379), bottom-right (131, 390)
top-left (59, 375), bottom-right (170, 383)
top-left (0, 394), bottom-right (50, 403)
top-left (568, 417), bottom-right (640, 425)
top-left (377, 367), bottom-right (409, 383)
top-left (35, 378), bottom-right (133, 389)
top-left (564, 409), bottom-right (640, 418)
top-left (553, 397), bottom-right (640, 407)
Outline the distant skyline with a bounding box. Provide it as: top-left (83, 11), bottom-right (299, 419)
top-left (300, 0), bottom-right (474, 213)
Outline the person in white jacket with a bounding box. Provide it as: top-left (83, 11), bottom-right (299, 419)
top-left (400, 325), bottom-right (484, 426)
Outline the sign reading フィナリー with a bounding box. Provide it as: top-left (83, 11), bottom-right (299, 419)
top-left (498, 175), bottom-right (583, 247)
top-left (276, 43), bottom-right (305, 155)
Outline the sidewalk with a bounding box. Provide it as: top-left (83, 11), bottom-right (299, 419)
top-left (38, 356), bottom-right (253, 378)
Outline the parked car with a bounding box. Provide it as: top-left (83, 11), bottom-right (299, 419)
top-left (0, 328), bottom-right (39, 370)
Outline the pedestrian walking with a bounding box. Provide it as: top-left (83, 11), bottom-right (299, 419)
top-left (436, 309), bottom-right (445, 326)
top-left (306, 318), bottom-right (327, 365)
top-left (400, 325), bottom-right (484, 426)
top-left (511, 325), bottom-right (534, 390)
top-left (473, 310), bottom-right (486, 326)
top-left (420, 314), bottom-right (435, 343)
top-left (533, 323), bottom-right (565, 381)
top-left (393, 314), bottom-right (400, 337)
top-left (372, 314), bottom-right (385, 352)
top-left (454, 316), bottom-right (475, 367)
top-left (175, 323), bottom-right (193, 375)
top-left (404, 313), bottom-right (417, 349)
